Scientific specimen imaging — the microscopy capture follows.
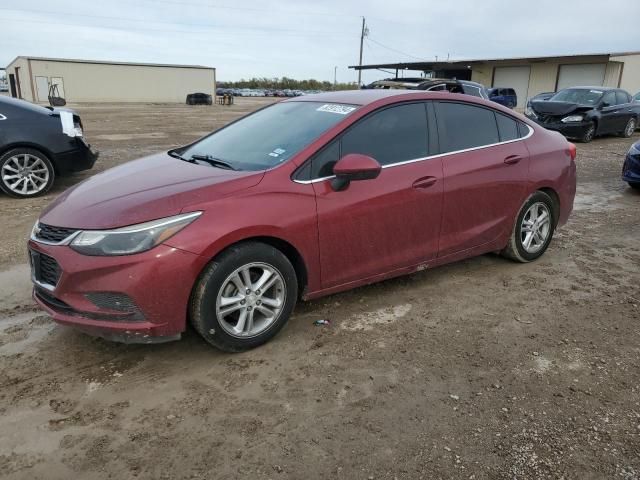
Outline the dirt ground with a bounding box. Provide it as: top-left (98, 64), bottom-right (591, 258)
top-left (1, 98), bottom-right (639, 480)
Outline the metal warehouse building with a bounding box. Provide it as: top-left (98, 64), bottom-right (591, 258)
top-left (5, 56), bottom-right (216, 103)
top-left (352, 51), bottom-right (640, 110)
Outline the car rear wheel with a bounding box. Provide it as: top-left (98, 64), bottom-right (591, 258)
top-left (502, 191), bottom-right (556, 263)
top-left (0, 148), bottom-right (55, 198)
top-left (621, 117), bottom-right (637, 138)
top-left (190, 242), bottom-right (298, 352)
top-left (579, 122), bottom-right (596, 143)
top-left (629, 182), bottom-right (640, 190)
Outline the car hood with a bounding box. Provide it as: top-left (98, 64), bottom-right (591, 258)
top-left (40, 152), bottom-right (264, 229)
top-left (530, 100), bottom-right (593, 116)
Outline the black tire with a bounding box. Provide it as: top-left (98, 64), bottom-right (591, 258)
top-left (190, 242), bottom-right (298, 352)
top-left (0, 148), bottom-right (55, 198)
top-left (502, 191), bottom-right (556, 263)
top-left (621, 117), bottom-right (637, 138)
top-left (579, 122), bottom-right (596, 143)
top-left (629, 182), bottom-right (640, 191)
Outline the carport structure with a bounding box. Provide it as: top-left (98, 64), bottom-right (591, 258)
top-left (350, 51), bottom-right (640, 110)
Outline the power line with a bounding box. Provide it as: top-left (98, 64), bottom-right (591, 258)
top-left (131, 0), bottom-right (356, 18)
top-left (0, 7), bottom-right (353, 36)
top-left (366, 37), bottom-right (428, 61)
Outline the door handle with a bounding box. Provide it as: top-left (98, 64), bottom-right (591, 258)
top-left (504, 155), bottom-right (523, 165)
top-left (412, 176), bottom-right (437, 189)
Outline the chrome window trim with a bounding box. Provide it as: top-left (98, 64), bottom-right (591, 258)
top-left (293, 124), bottom-right (534, 185)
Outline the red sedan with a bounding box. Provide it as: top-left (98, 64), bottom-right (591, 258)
top-left (28, 90), bottom-right (576, 351)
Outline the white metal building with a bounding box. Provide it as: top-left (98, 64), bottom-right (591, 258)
top-left (5, 56), bottom-right (216, 103)
top-left (352, 51), bottom-right (640, 110)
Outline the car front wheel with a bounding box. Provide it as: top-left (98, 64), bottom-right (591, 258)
top-left (190, 242), bottom-right (298, 352)
top-left (502, 191), bottom-right (556, 263)
top-left (0, 148), bottom-right (55, 198)
top-left (579, 122), bottom-right (596, 143)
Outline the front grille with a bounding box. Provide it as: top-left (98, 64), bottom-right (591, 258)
top-left (35, 223), bottom-right (77, 243)
top-left (85, 292), bottom-right (144, 320)
top-left (35, 288), bottom-right (145, 322)
top-left (39, 253), bottom-right (61, 286)
top-left (30, 250), bottom-right (62, 287)
top-left (35, 287), bottom-right (73, 312)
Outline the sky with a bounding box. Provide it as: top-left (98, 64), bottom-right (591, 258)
top-left (1, 0), bottom-right (639, 84)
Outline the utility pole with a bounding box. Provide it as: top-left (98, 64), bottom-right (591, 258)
top-left (334, 66), bottom-right (337, 90)
top-left (357, 17), bottom-right (367, 86)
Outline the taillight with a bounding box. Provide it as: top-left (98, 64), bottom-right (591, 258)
top-left (567, 142), bottom-right (577, 161)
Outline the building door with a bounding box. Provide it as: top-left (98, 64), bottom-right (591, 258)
top-left (8, 74), bottom-right (17, 98)
top-left (35, 76), bottom-right (49, 102)
top-left (50, 77), bottom-right (65, 98)
top-left (493, 66), bottom-right (531, 110)
top-left (14, 67), bottom-right (22, 99)
top-left (556, 64), bottom-right (606, 91)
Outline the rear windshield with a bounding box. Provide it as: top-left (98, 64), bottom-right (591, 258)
top-left (550, 88), bottom-right (603, 106)
top-left (180, 101), bottom-right (358, 171)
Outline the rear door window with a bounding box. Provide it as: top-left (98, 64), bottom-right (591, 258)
top-left (436, 102), bottom-right (500, 152)
top-left (615, 91), bottom-right (631, 105)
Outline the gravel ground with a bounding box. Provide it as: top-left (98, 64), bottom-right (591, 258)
top-left (0, 98), bottom-right (639, 480)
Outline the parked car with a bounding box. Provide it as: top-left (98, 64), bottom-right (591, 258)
top-left (488, 88), bottom-right (517, 109)
top-left (525, 87), bottom-right (639, 143)
top-left (529, 92), bottom-right (556, 103)
top-left (366, 77), bottom-right (489, 99)
top-left (28, 90), bottom-right (576, 351)
top-left (622, 140), bottom-right (640, 190)
top-left (186, 93), bottom-right (212, 105)
top-left (0, 96), bottom-right (98, 198)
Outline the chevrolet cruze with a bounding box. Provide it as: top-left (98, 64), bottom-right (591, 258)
top-left (28, 90), bottom-right (576, 351)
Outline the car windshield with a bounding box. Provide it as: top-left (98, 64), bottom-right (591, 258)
top-left (180, 101), bottom-right (358, 171)
top-left (550, 88), bottom-right (603, 106)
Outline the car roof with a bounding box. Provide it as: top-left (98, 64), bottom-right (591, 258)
top-left (563, 86), bottom-right (616, 91)
top-left (286, 89), bottom-right (441, 106)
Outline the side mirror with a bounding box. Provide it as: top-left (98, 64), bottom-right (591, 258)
top-left (331, 153), bottom-right (381, 191)
top-left (600, 102), bottom-right (610, 109)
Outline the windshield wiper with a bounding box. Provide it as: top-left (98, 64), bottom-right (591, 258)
top-left (168, 149), bottom-right (189, 161)
top-left (190, 154), bottom-right (237, 170)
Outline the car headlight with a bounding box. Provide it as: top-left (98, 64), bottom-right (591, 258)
top-left (561, 115), bottom-right (584, 123)
top-left (70, 212), bottom-right (201, 256)
top-left (525, 106), bottom-right (537, 118)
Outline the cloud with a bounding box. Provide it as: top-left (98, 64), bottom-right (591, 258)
top-left (1, 0), bottom-right (638, 83)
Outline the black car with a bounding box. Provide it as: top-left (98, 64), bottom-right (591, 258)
top-left (186, 92), bottom-right (213, 105)
top-left (525, 87), bottom-right (639, 143)
top-left (0, 96), bottom-right (98, 198)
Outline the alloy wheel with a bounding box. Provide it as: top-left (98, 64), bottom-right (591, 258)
top-left (1, 153), bottom-right (50, 196)
top-left (520, 202), bottom-right (551, 254)
top-left (625, 118), bottom-right (636, 137)
top-left (215, 262), bottom-right (285, 338)
top-left (584, 125), bottom-right (595, 142)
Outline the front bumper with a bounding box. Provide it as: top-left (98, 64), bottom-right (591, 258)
top-left (622, 151), bottom-right (640, 184)
top-left (28, 240), bottom-right (208, 343)
top-left (527, 116), bottom-right (591, 139)
top-left (52, 138), bottom-right (99, 175)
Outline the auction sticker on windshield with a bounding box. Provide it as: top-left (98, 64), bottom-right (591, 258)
top-left (317, 104), bottom-right (357, 115)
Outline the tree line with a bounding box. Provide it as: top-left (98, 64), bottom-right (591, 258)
top-left (218, 77), bottom-right (357, 91)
